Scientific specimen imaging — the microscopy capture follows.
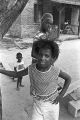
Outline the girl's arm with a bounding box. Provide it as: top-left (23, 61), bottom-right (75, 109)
top-left (31, 40), bottom-right (39, 59)
top-left (31, 42), bottom-right (37, 58)
top-left (58, 70), bottom-right (71, 97)
top-left (0, 67), bottom-right (28, 78)
top-left (53, 70), bottom-right (71, 104)
top-left (14, 67), bottom-right (17, 72)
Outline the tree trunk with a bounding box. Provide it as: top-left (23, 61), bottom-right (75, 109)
top-left (0, 0), bottom-right (29, 38)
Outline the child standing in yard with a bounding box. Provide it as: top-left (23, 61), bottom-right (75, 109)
top-left (15, 52), bottom-right (25, 90)
top-left (0, 39), bottom-right (71, 120)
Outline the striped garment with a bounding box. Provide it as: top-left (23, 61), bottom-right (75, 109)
top-left (28, 63), bottom-right (60, 102)
top-left (33, 26), bottom-right (58, 42)
top-left (33, 31), bottom-right (47, 42)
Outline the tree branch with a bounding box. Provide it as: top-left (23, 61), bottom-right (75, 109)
top-left (0, 0), bottom-right (29, 38)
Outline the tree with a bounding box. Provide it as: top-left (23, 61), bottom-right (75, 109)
top-left (0, 0), bottom-right (8, 12)
top-left (0, 0), bottom-right (29, 38)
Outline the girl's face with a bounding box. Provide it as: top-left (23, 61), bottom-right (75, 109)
top-left (37, 48), bottom-right (54, 69)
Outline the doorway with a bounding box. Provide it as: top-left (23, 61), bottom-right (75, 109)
top-left (53, 6), bottom-right (59, 25)
top-left (65, 6), bottom-right (72, 24)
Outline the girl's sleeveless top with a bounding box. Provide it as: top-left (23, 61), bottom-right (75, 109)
top-left (28, 64), bottom-right (60, 101)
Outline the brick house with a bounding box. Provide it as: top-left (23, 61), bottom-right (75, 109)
top-left (34, 0), bottom-right (80, 35)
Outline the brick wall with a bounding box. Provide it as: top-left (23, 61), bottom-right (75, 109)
top-left (9, 0), bottom-right (39, 38)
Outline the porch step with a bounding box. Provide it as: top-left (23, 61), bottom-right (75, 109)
top-left (68, 100), bottom-right (80, 118)
top-left (69, 88), bottom-right (80, 101)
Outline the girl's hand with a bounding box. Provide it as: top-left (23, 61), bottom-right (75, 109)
top-left (53, 95), bottom-right (63, 104)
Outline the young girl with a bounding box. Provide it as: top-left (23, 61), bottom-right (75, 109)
top-left (0, 39), bottom-right (71, 120)
top-left (32, 13), bottom-right (56, 64)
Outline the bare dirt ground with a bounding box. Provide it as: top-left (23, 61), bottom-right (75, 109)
top-left (0, 37), bottom-right (80, 120)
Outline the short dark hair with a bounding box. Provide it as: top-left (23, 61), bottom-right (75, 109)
top-left (34, 39), bottom-right (59, 60)
top-left (16, 52), bottom-right (22, 58)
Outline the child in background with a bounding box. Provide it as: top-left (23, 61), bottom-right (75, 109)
top-left (15, 52), bottom-right (25, 90)
top-left (31, 13), bottom-right (54, 64)
top-left (0, 39), bottom-right (71, 120)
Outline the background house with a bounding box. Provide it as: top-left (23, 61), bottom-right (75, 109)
top-left (35, 0), bottom-right (80, 35)
top-left (6, 0), bottom-right (80, 38)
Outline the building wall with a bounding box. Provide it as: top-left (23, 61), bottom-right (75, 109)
top-left (9, 0), bottom-right (39, 38)
top-left (8, 0), bottom-right (80, 37)
top-left (9, 16), bottom-right (21, 37)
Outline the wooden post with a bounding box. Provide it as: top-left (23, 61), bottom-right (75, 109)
top-left (58, 6), bottom-right (65, 37)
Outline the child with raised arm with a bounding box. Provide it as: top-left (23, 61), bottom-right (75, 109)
top-left (0, 39), bottom-right (71, 120)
